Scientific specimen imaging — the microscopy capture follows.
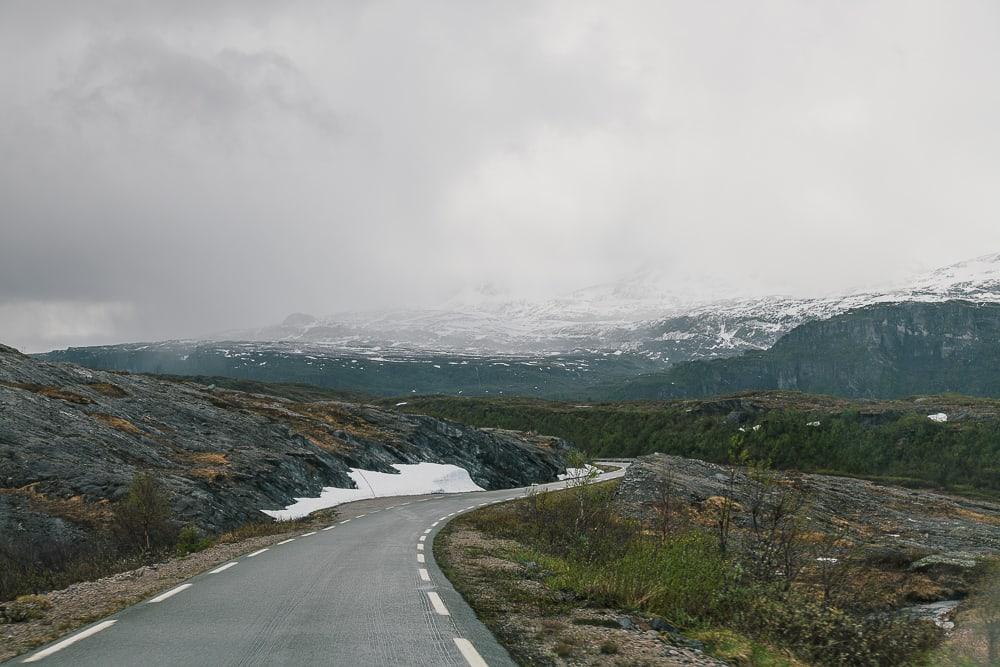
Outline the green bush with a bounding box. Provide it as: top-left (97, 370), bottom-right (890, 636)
top-left (175, 525), bottom-right (212, 555)
top-left (740, 594), bottom-right (941, 666)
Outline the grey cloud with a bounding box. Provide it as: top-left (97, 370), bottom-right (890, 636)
top-left (2, 1), bottom-right (1000, 352)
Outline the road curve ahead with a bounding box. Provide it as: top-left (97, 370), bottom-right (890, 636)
top-left (7, 465), bottom-right (626, 667)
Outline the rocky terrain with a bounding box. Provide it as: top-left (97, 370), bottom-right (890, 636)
top-left (0, 343), bottom-right (569, 548)
top-left (616, 453), bottom-right (1000, 566)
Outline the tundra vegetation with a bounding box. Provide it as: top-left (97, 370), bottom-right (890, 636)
top-left (439, 450), bottom-right (997, 666)
top-left (394, 392), bottom-right (1000, 498)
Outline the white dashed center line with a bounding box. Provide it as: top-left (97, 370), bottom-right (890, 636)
top-left (423, 528), bottom-right (432, 534)
top-left (246, 548), bottom-right (269, 558)
top-left (417, 553), bottom-right (425, 563)
top-left (417, 544), bottom-right (424, 551)
top-left (23, 620), bottom-right (117, 663)
top-left (427, 592), bottom-right (450, 616)
top-left (419, 536), bottom-right (426, 542)
top-left (339, 519), bottom-right (351, 524)
top-left (209, 562), bottom-right (238, 574)
top-left (418, 568), bottom-right (430, 581)
top-left (454, 638), bottom-right (490, 667)
top-left (147, 583), bottom-right (192, 604)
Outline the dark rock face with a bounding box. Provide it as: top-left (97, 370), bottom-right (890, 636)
top-left (615, 454), bottom-right (1000, 556)
top-left (618, 300), bottom-right (1000, 399)
top-left (0, 345), bottom-right (569, 543)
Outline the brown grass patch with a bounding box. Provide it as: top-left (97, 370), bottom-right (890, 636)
top-left (90, 413), bottom-right (143, 435)
top-left (188, 452), bottom-right (228, 466)
top-left (4, 383), bottom-right (95, 405)
top-left (0, 485), bottom-right (110, 526)
top-left (86, 383), bottom-right (128, 398)
top-left (189, 468), bottom-right (229, 482)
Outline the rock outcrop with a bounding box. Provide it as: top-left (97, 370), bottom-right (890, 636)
top-left (615, 454), bottom-right (1000, 557)
top-left (0, 345), bottom-right (569, 546)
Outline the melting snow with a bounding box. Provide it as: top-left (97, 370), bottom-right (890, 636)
top-left (262, 463), bottom-right (484, 520)
top-left (928, 413), bottom-right (948, 423)
top-left (558, 465), bottom-right (601, 481)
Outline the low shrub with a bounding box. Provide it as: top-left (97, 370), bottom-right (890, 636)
top-left (0, 594), bottom-right (52, 624)
top-left (175, 525), bottom-right (212, 555)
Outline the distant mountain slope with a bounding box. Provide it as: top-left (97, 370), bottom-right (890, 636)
top-left (39, 342), bottom-right (657, 399)
top-left (616, 300), bottom-right (1000, 399)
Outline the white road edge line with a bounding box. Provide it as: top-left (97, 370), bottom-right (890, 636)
top-left (277, 538), bottom-right (295, 545)
top-left (147, 583), bottom-right (192, 603)
top-left (301, 531), bottom-right (317, 537)
top-left (423, 528), bottom-right (432, 534)
top-left (427, 592), bottom-right (450, 616)
top-left (418, 544), bottom-right (424, 551)
top-left (322, 525), bottom-right (336, 531)
top-left (419, 568), bottom-right (430, 581)
top-left (419, 536), bottom-right (426, 542)
top-left (417, 553), bottom-right (426, 563)
top-left (210, 562), bottom-right (238, 574)
top-left (432, 521), bottom-right (439, 526)
top-left (340, 519), bottom-right (351, 524)
top-left (454, 638), bottom-right (490, 667)
top-left (246, 548), bottom-right (269, 558)
top-left (23, 620), bottom-right (117, 663)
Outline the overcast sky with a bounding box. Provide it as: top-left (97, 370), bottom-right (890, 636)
top-left (3, 1), bottom-right (1000, 352)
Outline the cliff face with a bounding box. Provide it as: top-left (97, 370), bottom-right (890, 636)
top-left (0, 345), bottom-right (568, 546)
top-left (618, 301), bottom-right (1000, 400)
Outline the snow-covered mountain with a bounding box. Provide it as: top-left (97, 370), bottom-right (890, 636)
top-left (223, 252), bottom-right (1000, 366)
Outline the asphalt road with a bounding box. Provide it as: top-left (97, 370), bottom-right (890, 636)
top-left (8, 465), bottom-right (626, 666)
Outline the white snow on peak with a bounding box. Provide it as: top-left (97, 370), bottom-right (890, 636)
top-left (261, 462), bottom-right (484, 520)
top-left (217, 252), bottom-right (1000, 360)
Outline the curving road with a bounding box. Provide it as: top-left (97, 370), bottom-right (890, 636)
top-left (6, 465), bottom-right (626, 666)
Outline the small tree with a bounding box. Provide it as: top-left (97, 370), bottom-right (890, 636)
top-left (113, 472), bottom-right (175, 553)
top-left (649, 466), bottom-right (687, 542)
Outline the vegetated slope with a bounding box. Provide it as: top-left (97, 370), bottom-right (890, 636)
top-left (391, 391), bottom-right (1000, 497)
top-left (614, 300), bottom-right (1000, 400)
top-left (0, 343), bottom-right (569, 549)
top-left (38, 341), bottom-right (656, 399)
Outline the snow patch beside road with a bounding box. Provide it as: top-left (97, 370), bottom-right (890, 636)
top-left (558, 464), bottom-right (601, 481)
top-left (262, 462), bottom-right (484, 520)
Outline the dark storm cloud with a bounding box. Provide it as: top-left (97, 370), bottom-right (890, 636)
top-left (3, 1), bottom-right (1000, 351)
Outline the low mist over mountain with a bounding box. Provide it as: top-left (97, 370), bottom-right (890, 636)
top-left (218, 252), bottom-right (1000, 363)
top-left (38, 252), bottom-right (1000, 400)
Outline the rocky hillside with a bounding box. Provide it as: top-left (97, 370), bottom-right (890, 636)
top-left (0, 344), bottom-right (569, 548)
top-left (617, 300), bottom-right (1000, 400)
